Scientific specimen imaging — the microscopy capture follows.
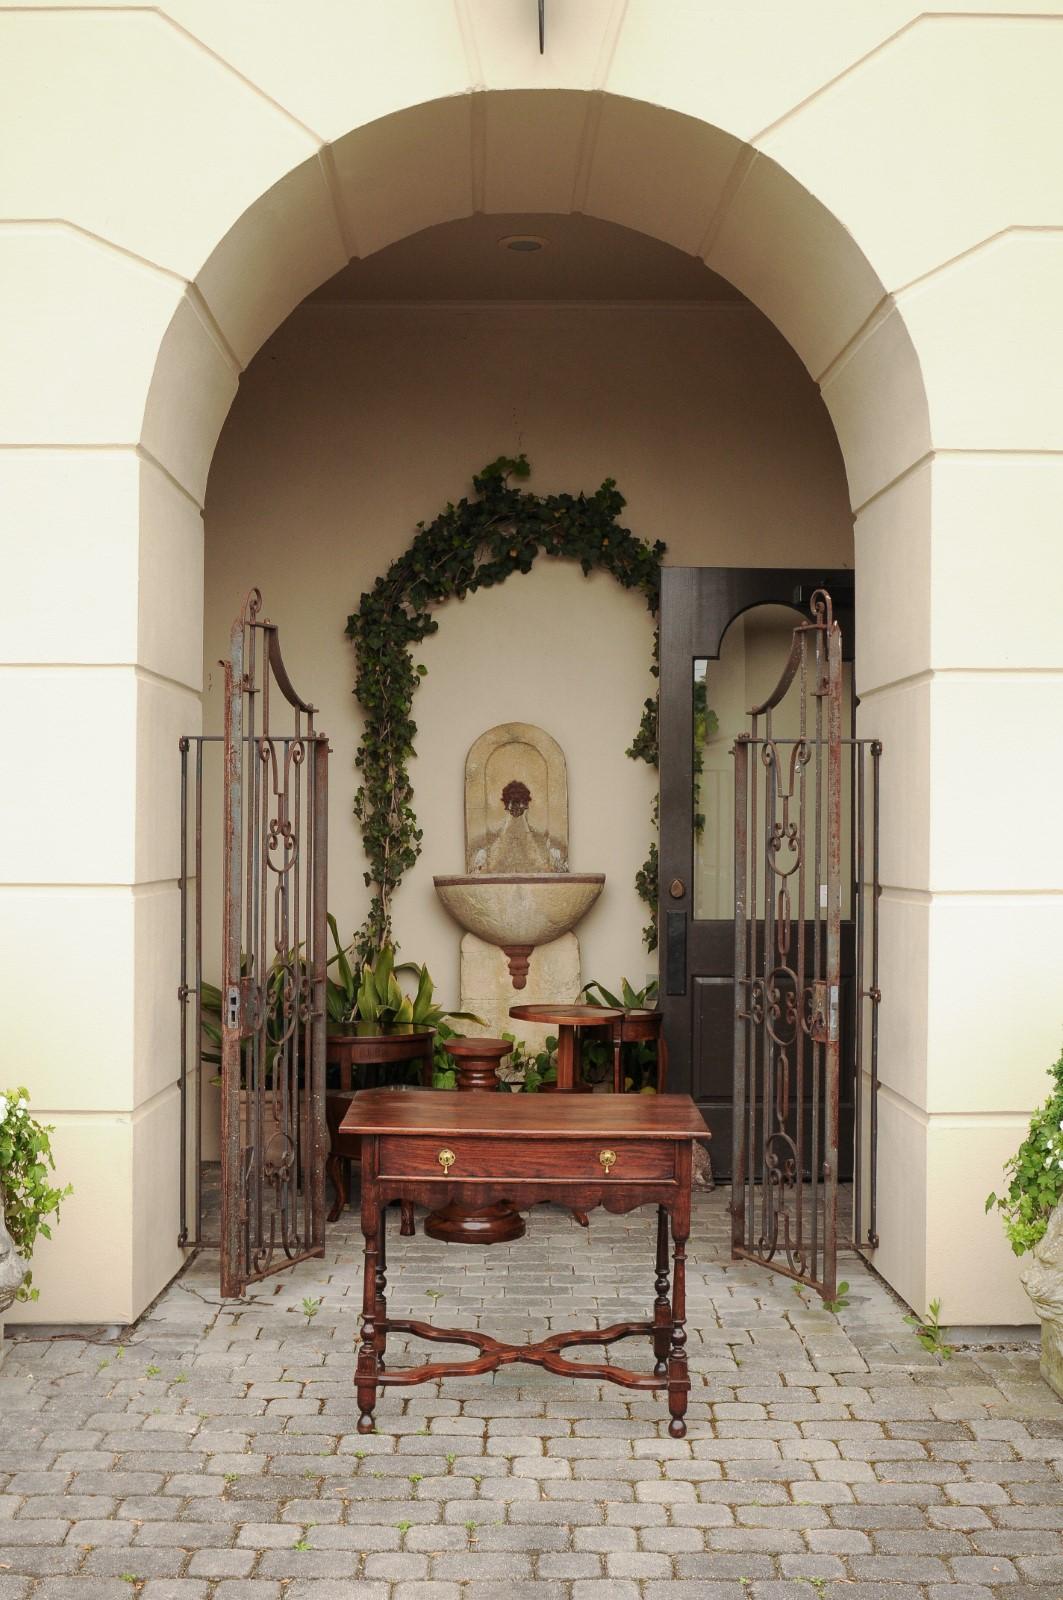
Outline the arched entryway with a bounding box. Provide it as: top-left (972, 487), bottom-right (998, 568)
top-left (9, 14), bottom-right (1060, 1333)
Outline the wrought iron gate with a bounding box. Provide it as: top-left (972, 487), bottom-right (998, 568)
top-left (730, 590), bottom-right (881, 1299)
top-left (179, 590), bottom-right (329, 1298)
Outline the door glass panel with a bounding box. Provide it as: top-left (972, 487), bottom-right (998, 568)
top-left (693, 604), bottom-right (853, 921)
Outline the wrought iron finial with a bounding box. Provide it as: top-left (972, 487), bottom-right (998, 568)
top-left (538, 0), bottom-right (545, 53)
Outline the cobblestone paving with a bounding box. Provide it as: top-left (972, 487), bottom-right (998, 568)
top-left (3, 1187), bottom-right (1062, 1600)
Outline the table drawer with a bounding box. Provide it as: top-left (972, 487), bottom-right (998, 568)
top-left (378, 1135), bottom-right (675, 1183)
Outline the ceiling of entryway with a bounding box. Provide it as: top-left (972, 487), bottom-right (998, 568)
top-left (307, 212), bottom-right (747, 304)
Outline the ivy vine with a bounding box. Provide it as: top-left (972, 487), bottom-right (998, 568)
top-left (346, 457), bottom-right (665, 962)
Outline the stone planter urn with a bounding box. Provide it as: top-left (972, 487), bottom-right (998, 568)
top-left (0, 1192), bottom-right (29, 1367)
top-left (1020, 1202), bottom-right (1063, 1400)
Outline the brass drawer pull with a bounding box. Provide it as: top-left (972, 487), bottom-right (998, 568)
top-left (599, 1149), bottom-right (617, 1174)
top-left (438, 1148), bottom-right (456, 1173)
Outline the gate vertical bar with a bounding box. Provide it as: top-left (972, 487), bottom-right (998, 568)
top-left (310, 732), bottom-right (329, 1248)
top-left (821, 597), bottom-right (843, 1299)
top-left (221, 603), bottom-right (247, 1299)
top-left (178, 738), bottom-right (190, 1248)
top-left (731, 734), bottom-right (750, 1254)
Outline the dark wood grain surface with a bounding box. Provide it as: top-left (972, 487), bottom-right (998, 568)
top-left (341, 1087), bottom-right (711, 1141)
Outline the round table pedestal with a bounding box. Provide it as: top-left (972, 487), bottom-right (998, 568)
top-left (424, 1038), bottom-right (526, 1246)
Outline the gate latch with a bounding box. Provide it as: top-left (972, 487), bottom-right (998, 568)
top-left (225, 985), bottom-right (241, 1030)
top-left (808, 981), bottom-right (840, 1044)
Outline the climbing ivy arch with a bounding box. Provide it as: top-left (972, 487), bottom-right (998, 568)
top-left (346, 457), bottom-right (665, 964)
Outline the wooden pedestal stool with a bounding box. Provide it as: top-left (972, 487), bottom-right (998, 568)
top-left (423, 1037), bottom-right (525, 1245)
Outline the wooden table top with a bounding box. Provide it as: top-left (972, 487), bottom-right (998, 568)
top-left (341, 1087), bottom-right (711, 1141)
top-left (508, 1004), bottom-right (623, 1026)
top-left (327, 1024), bottom-right (435, 1044)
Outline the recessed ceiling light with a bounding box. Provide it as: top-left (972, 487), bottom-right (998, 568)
top-left (499, 234), bottom-right (549, 253)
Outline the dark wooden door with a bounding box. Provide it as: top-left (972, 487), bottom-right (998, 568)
top-left (658, 568), bottom-right (855, 1177)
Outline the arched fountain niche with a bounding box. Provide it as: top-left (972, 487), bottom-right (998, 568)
top-left (434, 722), bottom-right (604, 1049)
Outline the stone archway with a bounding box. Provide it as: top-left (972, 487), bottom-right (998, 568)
top-left (6, 5), bottom-right (1061, 1328)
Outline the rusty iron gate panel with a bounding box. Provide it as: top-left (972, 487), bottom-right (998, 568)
top-left (176, 590), bottom-right (331, 1297)
top-left (730, 590), bottom-right (881, 1300)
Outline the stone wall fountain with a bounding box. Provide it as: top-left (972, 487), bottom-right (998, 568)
top-left (434, 723), bottom-right (604, 1046)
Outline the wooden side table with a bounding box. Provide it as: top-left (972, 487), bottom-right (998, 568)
top-left (423, 1037), bottom-right (524, 1246)
top-left (325, 1024), bottom-right (435, 1226)
top-left (508, 1002), bottom-right (623, 1091)
top-left (341, 1088), bottom-right (710, 1438)
top-left (592, 1008), bottom-right (669, 1094)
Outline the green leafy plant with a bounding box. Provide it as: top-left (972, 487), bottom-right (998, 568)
top-left (346, 457), bottom-right (665, 961)
top-left (581, 978), bottom-right (660, 1091)
top-left (905, 1297), bottom-right (953, 1361)
top-left (496, 1033), bottom-right (559, 1094)
top-left (986, 1042), bottom-right (1063, 1256)
top-left (0, 1087), bottom-right (72, 1302)
top-left (821, 1280), bottom-right (850, 1314)
top-left (302, 1296), bottom-right (321, 1327)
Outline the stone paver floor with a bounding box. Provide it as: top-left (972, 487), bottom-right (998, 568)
top-left (3, 1185), bottom-right (1062, 1600)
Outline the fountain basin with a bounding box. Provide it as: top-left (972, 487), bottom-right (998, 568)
top-left (433, 873), bottom-right (605, 988)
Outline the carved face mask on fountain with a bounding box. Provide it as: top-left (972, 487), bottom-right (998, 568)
top-left (484, 781), bottom-right (553, 873)
top-left (0, 1193), bottom-right (28, 1313)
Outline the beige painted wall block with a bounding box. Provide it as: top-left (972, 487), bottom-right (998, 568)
top-left (132, 1086), bottom-right (184, 1317)
top-left (820, 306), bottom-right (931, 511)
top-left (876, 894), bottom-right (930, 1115)
top-left (330, 100), bottom-right (475, 259)
top-left (0, 10), bottom-right (317, 278)
top-left (926, 896), bottom-right (1063, 1115)
top-left (929, 675), bottom-right (1063, 893)
top-left (706, 153), bottom-right (885, 382)
top-left (161, 0), bottom-right (470, 142)
top-left (0, 451), bottom-right (139, 665)
top-left (470, 0), bottom-right (626, 92)
top-left (855, 677), bottom-right (930, 894)
top-left (0, 229), bottom-right (184, 446)
top-left (0, 668), bottom-right (137, 883)
top-left (134, 885), bottom-right (182, 1111)
top-left (854, 462), bottom-right (932, 695)
top-left (0, 888), bottom-right (135, 1110)
top-left (584, 98), bottom-right (742, 254)
top-left (925, 1115), bottom-right (1040, 1326)
top-left (483, 92), bottom-right (587, 214)
top-left (900, 233), bottom-right (1063, 453)
top-left (135, 674), bottom-right (201, 885)
top-left (196, 159), bottom-right (347, 368)
top-left (137, 459), bottom-right (205, 694)
top-left (930, 456), bottom-right (1063, 670)
top-left (141, 294), bottom-right (239, 503)
top-left (871, 1089), bottom-right (928, 1320)
top-left (760, 16), bottom-right (1063, 291)
top-left (609, 0), bottom-right (917, 143)
top-left (6, 1114), bottom-right (134, 1325)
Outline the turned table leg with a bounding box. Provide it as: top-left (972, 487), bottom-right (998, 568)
top-left (667, 1212), bottom-right (690, 1439)
top-left (653, 1205), bottom-right (671, 1377)
top-left (375, 1208), bottom-right (388, 1373)
top-left (356, 1162), bottom-right (380, 1434)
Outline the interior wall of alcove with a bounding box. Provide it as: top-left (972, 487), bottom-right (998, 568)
top-left (202, 217), bottom-right (854, 1009)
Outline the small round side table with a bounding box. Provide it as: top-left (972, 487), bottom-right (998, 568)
top-left (597, 1008), bottom-right (669, 1093)
top-left (325, 1024), bottom-right (435, 1227)
top-left (423, 1038), bottom-right (526, 1246)
top-left (508, 1003), bottom-right (623, 1091)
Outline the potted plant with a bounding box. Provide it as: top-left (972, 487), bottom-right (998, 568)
top-left (325, 927), bottom-right (483, 1086)
top-left (986, 1043), bottom-right (1063, 1398)
top-left (0, 1087), bottom-right (72, 1344)
top-left (582, 976), bottom-right (661, 1091)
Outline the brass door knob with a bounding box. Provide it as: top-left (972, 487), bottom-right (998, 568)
top-left (599, 1149), bottom-right (617, 1174)
top-left (438, 1148), bottom-right (456, 1172)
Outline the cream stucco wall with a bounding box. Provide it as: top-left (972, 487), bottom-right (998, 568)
top-left (202, 298), bottom-right (853, 997)
top-left (2, 1), bottom-right (1062, 1327)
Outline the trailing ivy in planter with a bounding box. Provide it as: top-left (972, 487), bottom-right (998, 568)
top-left (346, 457), bottom-right (666, 962)
top-left (0, 1088), bottom-right (71, 1303)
